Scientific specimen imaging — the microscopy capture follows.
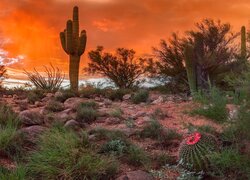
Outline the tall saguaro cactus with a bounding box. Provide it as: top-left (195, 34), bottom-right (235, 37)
top-left (60, 6), bottom-right (87, 91)
top-left (241, 26), bottom-right (246, 61)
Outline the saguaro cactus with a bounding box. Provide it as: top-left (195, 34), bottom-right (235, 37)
top-left (60, 6), bottom-right (87, 91)
top-left (184, 44), bottom-right (197, 94)
top-left (241, 26), bottom-right (246, 61)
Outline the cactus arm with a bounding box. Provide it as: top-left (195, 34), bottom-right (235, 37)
top-left (241, 26), bottom-right (246, 60)
top-left (60, 32), bottom-right (68, 54)
top-left (73, 6), bottom-right (79, 53)
top-left (78, 30), bottom-right (87, 56)
top-left (66, 20), bottom-right (74, 54)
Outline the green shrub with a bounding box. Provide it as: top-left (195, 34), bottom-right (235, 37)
top-left (79, 84), bottom-right (105, 98)
top-left (0, 103), bottom-right (19, 127)
top-left (100, 139), bottom-right (127, 156)
top-left (209, 148), bottom-right (250, 179)
top-left (26, 126), bottom-right (118, 179)
top-left (154, 153), bottom-right (176, 167)
top-left (27, 89), bottom-right (44, 104)
top-left (106, 88), bottom-right (131, 101)
top-left (0, 123), bottom-right (17, 154)
top-left (132, 90), bottom-right (149, 104)
top-left (55, 89), bottom-right (77, 102)
top-left (0, 166), bottom-right (26, 180)
top-left (89, 128), bottom-right (127, 141)
top-left (76, 102), bottom-right (98, 123)
top-left (151, 108), bottom-right (166, 120)
top-left (140, 120), bottom-right (181, 142)
top-left (126, 145), bottom-right (150, 167)
top-left (109, 108), bottom-right (123, 118)
top-left (192, 87), bottom-right (228, 123)
top-left (45, 100), bottom-right (64, 112)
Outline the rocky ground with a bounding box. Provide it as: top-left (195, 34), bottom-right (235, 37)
top-left (0, 91), bottom-right (228, 179)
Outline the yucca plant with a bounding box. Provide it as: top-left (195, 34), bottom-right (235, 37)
top-left (178, 132), bottom-right (218, 172)
top-left (24, 64), bottom-right (65, 92)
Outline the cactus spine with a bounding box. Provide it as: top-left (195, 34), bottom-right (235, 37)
top-left (241, 26), bottom-right (246, 61)
top-left (60, 6), bottom-right (87, 91)
top-left (178, 132), bottom-right (218, 172)
top-left (184, 44), bottom-right (197, 94)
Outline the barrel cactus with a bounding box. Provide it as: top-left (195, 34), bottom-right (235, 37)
top-left (178, 132), bottom-right (218, 172)
top-left (60, 6), bottom-right (87, 91)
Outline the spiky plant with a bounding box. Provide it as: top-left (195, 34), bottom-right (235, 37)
top-left (60, 6), bottom-right (87, 91)
top-left (178, 132), bottom-right (218, 172)
top-left (241, 26), bottom-right (246, 61)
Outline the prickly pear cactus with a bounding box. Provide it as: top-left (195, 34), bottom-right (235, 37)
top-left (178, 132), bottom-right (218, 172)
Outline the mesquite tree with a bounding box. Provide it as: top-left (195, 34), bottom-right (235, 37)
top-left (60, 6), bottom-right (87, 91)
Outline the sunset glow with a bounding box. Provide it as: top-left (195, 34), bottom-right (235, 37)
top-left (0, 0), bottom-right (250, 79)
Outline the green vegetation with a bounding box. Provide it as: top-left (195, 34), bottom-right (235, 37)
top-left (27, 89), bottom-right (45, 104)
top-left (45, 100), bottom-right (64, 112)
top-left (26, 126), bottom-right (118, 179)
top-left (76, 101), bottom-right (99, 123)
top-left (191, 87), bottom-right (228, 123)
top-left (132, 89), bottom-right (149, 104)
top-left (109, 108), bottom-right (123, 118)
top-left (55, 89), bottom-right (77, 102)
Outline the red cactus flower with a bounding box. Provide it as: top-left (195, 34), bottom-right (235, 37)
top-left (186, 132), bottom-right (201, 145)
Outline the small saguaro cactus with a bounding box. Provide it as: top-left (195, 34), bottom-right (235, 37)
top-left (178, 132), bottom-right (218, 172)
top-left (60, 6), bottom-right (87, 91)
top-left (241, 26), bottom-right (247, 61)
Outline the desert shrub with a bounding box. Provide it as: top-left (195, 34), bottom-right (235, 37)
top-left (154, 153), bottom-right (176, 167)
top-left (0, 123), bottom-right (17, 154)
top-left (184, 123), bottom-right (217, 135)
top-left (0, 103), bottom-right (19, 127)
top-left (109, 108), bottom-right (123, 118)
top-left (24, 64), bottom-right (64, 92)
top-left (126, 145), bottom-right (150, 167)
top-left (209, 148), bottom-right (250, 179)
top-left (140, 120), bottom-right (181, 142)
top-left (76, 101), bottom-right (98, 123)
top-left (100, 139), bottom-right (127, 156)
top-left (191, 87), bottom-right (228, 123)
top-left (27, 89), bottom-right (45, 104)
top-left (79, 83), bottom-right (106, 98)
top-left (106, 88), bottom-right (131, 101)
top-left (132, 89), bottom-right (149, 104)
top-left (45, 100), bottom-right (64, 112)
top-left (89, 128), bottom-right (127, 141)
top-left (26, 126), bottom-right (118, 179)
top-left (0, 166), bottom-right (26, 180)
top-left (86, 46), bottom-right (148, 89)
top-left (55, 89), bottom-right (77, 102)
top-left (150, 108), bottom-right (166, 120)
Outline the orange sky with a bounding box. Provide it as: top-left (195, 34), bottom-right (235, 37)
top-left (0, 0), bottom-right (250, 78)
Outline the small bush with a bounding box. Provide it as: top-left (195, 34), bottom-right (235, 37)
top-left (151, 108), bottom-right (166, 120)
top-left (192, 87), bottom-right (228, 123)
top-left (126, 145), bottom-right (150, 167)
top-left (132, 90), bottom-right (149, 104)
top-left (89, 128), bottom-right (127, 141)
top-left (76, 101), bottom-right (98, 123)
top-left (79, 84), bottom-right (105, 98)
top-left (0, 103), bottom-right (19, 127)
top-left (26, 126), bottom-right (118, 179)
top-left (27, 90), bottom-right (44, 104)
top-left (109, 108), bottom-right (123, 118)
top-left (55, 89), bottom-right (77, 102)
top-left (154, 153), bottom-right (176, 167)
top-left (0, 123), bottom-right (17, 154)
top-left (140, 120), bottom-right (181, 142)
top-left (45, 100), bottom-right (64, 112)
top-left (0, 166), bottom-right (26, 180)
top-left (106, 88), bottom-right (131, 101)
top-left (209, 148), bottom-right (250, 178)
top-left (100, 139), bottom-right (127, 156)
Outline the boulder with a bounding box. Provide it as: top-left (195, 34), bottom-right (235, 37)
top-left (64, 119), bottom-right (80, 130)
top-left (18, 109), bottom-right (44, 126)
top-left (151, 96), bottom-right (164, 104)
top-left (116, 170), bottom-right (154, 180)
top-left (17, 125), bottom-right (46, 145)
top-left (123, 94), bottom-right (131, 101)
top-left (64, 97), bottom-right (86, 110)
